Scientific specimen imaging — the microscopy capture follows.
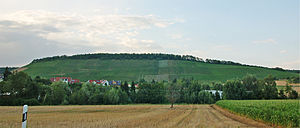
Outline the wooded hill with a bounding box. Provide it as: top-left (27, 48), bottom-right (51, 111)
top-left (22, 53), bottom-right (299, 82)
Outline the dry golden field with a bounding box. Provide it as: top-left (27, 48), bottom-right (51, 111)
top-left (0, 105), bottom-right (260, 128)
top-left (276, 80), bottom-right (300, 93)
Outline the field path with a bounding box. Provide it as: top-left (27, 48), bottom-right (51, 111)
top-left (0, 105), bottom-right (266, 128)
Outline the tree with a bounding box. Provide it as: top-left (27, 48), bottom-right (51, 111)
top-left (4, 71), bottom-right (39, 99)
top-left (46, 82), bottom-right (68, 105)
top-left (166, 83), bottom-right (180, 108)
top-left (34, 76), bottom-right (51, 85)
top-left (121, 81), bottom-right (129, 94)
top-left (278, 89), bottom-right (286, 99)
top-left (262, 75), bottom-right (278, 99)
top-left (242, 75), bottom-right (260, 99)
top-left (285, 84), bottom-right (292, 94)
top-left (215, 91), bottom-right (221, 101)
top-left (212, 82), bottom-right (223, 91)
top-left (104, 88), bottom-right (120, 104)
top-left (130, 81), bottom-right (136, 102)
top-left (223, 80), bottom-right (246, 100)
top-left (52, 83), bottom-right (67, 105)
top-left (198, 91), bottom-right (215, 104)
top-left (289, 90), bottom-right (298, 99)
top-left (118, 88), bottom-right (129, 104)
top-left (130, 81), bottom-right (136, 93)
top-left (3, 67), bottom-right (12, 81)
top-left (136, 82), bottom-right (166, 104)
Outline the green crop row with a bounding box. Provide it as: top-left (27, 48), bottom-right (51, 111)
top-left (216, 100), bottom-right (300, 127)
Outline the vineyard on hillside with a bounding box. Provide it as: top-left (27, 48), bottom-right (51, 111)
top-left (23, 59), bottom-right (298, 82)
top-left (216, 100), bottom-right (300, 127)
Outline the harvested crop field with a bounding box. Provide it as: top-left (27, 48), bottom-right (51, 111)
top-left (0, 105), bottom-right (264, 128)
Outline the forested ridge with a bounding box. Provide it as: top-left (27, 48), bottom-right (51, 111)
top-left (30, 53), bottom-right (297, 72)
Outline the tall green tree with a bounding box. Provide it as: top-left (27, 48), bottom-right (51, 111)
top-left (242, 75), bottom-right (261, 99)
top-left (3, 67), bottom-right (12, 81)
top-left (166, 83), bottom-right (180, 108)
top-left (262, 75), bottom-right (278, 99)
top-left (121, 81), bottom-right (129, 94)
top-left (104, 88), bottom-right (120, 104)
top-left (215, 91), bottom-right (221, 101)
top-left (223, 80), bottom-right (246, 100)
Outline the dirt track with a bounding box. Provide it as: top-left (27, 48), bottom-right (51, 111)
top-left (0, 105), bottom-right (267, 128)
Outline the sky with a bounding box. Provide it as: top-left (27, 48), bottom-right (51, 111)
top-left (0, 0), bottom-right (299, 69)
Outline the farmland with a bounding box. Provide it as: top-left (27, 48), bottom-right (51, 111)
top-left (0, 105), bottom-right (266, 128)
top-left (23, 59), bottom-right (298, 82)
top-left (276, 80), bottom-right (300, 93)
top-left (216, 100), bottom-right (300, 127)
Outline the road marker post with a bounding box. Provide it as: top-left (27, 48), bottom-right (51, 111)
top-left (22, 105), bottom-right (28, 128)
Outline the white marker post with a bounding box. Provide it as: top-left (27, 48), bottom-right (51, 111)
top-left (22, 105), bottom-right (28, 128)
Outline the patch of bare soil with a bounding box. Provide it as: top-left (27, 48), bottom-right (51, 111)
top-left (13, 67), bottom-right (28, 72)
top-left (212, 105), bottom-right (271, 128)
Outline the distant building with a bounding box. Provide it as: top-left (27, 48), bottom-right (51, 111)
top-left (205, 90), bottom-right (223, 98)
top-left (88, 80), bottom-right (109, 86)
top-left (70, 79), bottom-right (80, 84)
top-left (50, 77), bottom-right (80, 84)
top-left (109, 80), bottom-right (121, 86)
top-left (128, 84), bottom-right (139, 88)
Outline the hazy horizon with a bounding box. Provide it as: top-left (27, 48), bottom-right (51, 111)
top-left (0, 0), bottom-right (299, 70)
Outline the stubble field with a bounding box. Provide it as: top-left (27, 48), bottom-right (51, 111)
top-left (0, 105), bottom-right (263, 128)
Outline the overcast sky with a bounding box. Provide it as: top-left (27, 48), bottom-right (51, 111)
top-left (0, 0), bottom-right (299, 69)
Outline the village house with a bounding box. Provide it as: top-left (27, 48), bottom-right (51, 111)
top-left (205, 90), bottom-right (223, 98)
top-left (128, 84), bottom-right (139, 88)
top-left (109, 80), bottom-right (121, 86)
top-left (88, 80), bottom-right (121, 86)
top-left (50, 77), bottom-right (80, 84)
top-left (88, 80), bottom-right (109, 86)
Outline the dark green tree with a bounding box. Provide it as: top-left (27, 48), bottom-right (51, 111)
top-left (242, 75), bottom-right (261, 99)
top-left (121, 81), bottom-right (129, 94)
top-left (278, 89), bottom-right (286, 99)
top-left (130, 81), bottom-right (136, 102)
top-left (223, 80), bottom-right (246, 100)
top-left (104, 88), bottom-right (120, 104)
top-left (289, 90), bottom-right (298, 99)
top-left (3, 67), bottom-right (12, 81)
top-left (215, 91), bottom-right (221, 101)
top-left (130, 81), bottom-right (136, 93)
top-left (262, 75), bottom-right (278, 99)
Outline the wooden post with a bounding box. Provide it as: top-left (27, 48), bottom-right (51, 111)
top-left (22, 105), bottom-right (28, 128)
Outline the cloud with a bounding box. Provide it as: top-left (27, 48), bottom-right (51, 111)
top-left (280, 50), bottom-right (287, 54)
top-left (278, 60), bottom-right (300, 70)
top-left (0, 10), bottom-right (174, 46)
top-left (212, 44), bottom-right (233, 52)
top-left (170, 34), bottom-right (183, 40)
top-left (169, 33), bottom-right (191, 41)
top-left (0, 10), bottom-right (179, 66)
top-left (252, 38), bottom-right (277, 44)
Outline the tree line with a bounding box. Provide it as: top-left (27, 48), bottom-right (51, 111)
top-left (223, 75), bottom-right (298, 100)
top-left (0, 70), bottom-right (298, 106)
top-left (0, 67), bottom-right (18, 74)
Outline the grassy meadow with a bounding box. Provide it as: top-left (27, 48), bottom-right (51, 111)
top-left (23, 59), bottom-right (298, 82)
top-left (0, 105), bottom-right (253, 128)
top-left (216, 100), bottom-right (300, 127)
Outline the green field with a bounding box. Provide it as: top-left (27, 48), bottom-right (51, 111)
top-left (216, 100), bottom-right (300, 127)
top-left (23, 59), bottom-right (298, 82)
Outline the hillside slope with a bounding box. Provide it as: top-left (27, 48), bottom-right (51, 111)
top-left (23, 59), bottom-right (298, 82)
